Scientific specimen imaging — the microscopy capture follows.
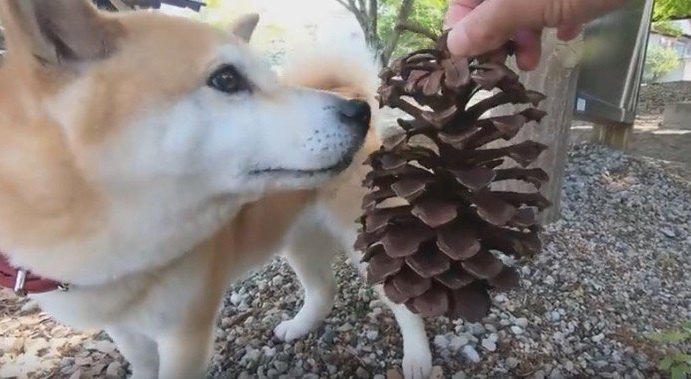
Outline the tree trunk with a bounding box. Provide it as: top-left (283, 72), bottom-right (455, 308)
top-left (379, 0), bottom-right (415, 66)
top-left (489, 31), bottom-right (583, 224)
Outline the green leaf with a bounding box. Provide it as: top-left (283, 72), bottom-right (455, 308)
top-left (660, 357), bottom-right (675, 371)
top-left (682, 321), bottom-right (691, 333)
top-left (670, 365), bottom-right (688, 379)
top-left (654, 0), bottom-right (691, 21)
top-left (673, 353), bottom-right (691, 364)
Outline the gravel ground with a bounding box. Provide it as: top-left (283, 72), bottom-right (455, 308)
top-left (1, 142), bottom-right (690, 379)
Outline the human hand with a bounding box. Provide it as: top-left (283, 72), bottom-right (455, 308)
top-left (445, 0), bottom-right (626, 70)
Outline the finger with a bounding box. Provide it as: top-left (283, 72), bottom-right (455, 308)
top-left (447, 0), bottom-right (546, 56)
top-left (514, 28), bottom-right (542, 71)
top-left (444, 0), bottom-right (483, 28)
top-left (557, 24), bottom-right (583, 41)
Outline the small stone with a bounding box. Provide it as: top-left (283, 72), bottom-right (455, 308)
top-left (434, 335), bottom-right (450, 349)
top-left (481, 338), bottom-right (497, 352)
top-left (230, 292), bottom-right (243, 306)
top-left (449, 335), bottom-right (469, 351)
top-left (591, 333), bottom-right (605, 343)
top-left (594, 360), bottom-right (609, 368)
top-left (366, 330), bottom-right (379, 340)
top-left (386, 369), bottom-right (404, 379)
top-left (505, 357), bottom-right (519, 369)
top-left (599, 372), bottom-right (618, 379)
top-left (430, 366), bottom-right (444, 379)
top-left (660, 228), bottom-right (676, 238)
top-left (549, 368), bottom-right (564, 379)
top-left (273, 361), bottom-right (288, 373)
top-left (241, 348), bottom-right (261, 364)
top-left (272, 275), bottom-right (284, 286)
top-left (262, 346), bottom-right (276, 357)
top-left (468, 323), bottom-right (486, 335)
top-left (356, 367), bottom-right (369, 378)
top-left (321, 329), bottom-right (336, 345)
top-left (462, 345), bottom-right (481, 363)
top-left (105, 362), bottom-right (121, 377)
top-left (564, 361), bottom-right (575, 372)
top-left (514, 317), bottom-right (529, 328)
top-left (452, 371), bottom-right (467, 379)
top-left (510, 326), bottom-right (524, 335)
top-left (374, 375), bottom-right (386, 379)
top-left (550, 311), bottom-right (561, 322)
top-left (338, 323), bottom-right (354, 332)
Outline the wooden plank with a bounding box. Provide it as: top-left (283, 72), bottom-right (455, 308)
top-left (489, 31), bottom-right (583, 224)
top-left (591, 122), bottom-right (633, 150)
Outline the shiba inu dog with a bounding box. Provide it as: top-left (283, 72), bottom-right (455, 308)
top-left (0, 1), bottom-right (371, 378)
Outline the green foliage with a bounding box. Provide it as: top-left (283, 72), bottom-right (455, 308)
top-left (648, 321), bottom-right (691, 379)
top-left (654, 0), bottom-right (691, 21)
top-left (651, 21), bottom-right (684, 37)
top-left (378, 0), bottom-right (445, 59)
top-left (644, 44), bottom-right (680, 81)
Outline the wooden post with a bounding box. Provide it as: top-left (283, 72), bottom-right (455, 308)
top-left (490, 31), bottom-right (583, 224)
top-left (591, 122), bottom-right (633, 150)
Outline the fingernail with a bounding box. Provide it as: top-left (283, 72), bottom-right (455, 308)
top-left (447, 26), bottom-right (470, 56)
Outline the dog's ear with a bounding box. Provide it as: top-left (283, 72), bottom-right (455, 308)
top-left (0, 0), bottom-right (122, 66)
top-left (229, 13), bottom-right (259, 43)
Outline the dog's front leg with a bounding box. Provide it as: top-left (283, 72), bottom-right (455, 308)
top-left (107, 327), bottom-right (159, 379)
top-left (156, 326), bottom-right (214, 379)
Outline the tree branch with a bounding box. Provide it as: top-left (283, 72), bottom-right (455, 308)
top-left (380, 0), bottom-right (416, 65)
top-left (336, 0), bottom-right (379, 51)
top-left (396, 21), bottom-right (439, 41)
top-left (369, 0), bottom-right (378, 41)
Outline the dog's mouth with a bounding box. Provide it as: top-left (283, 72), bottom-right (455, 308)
top-left (248, 155), bottom-right (354, 177)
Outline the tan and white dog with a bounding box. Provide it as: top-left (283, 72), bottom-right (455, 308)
top-left (0, 1), bottom-right (374, 378)
top-left (0, 0), bottom-right (435, 378)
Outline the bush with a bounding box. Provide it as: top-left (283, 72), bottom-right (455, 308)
top-left (651, 21), bottom-right (684, 38)
top-left (644, 44), bottom-right (680, 82)
top-left (648, 321), bottom-right (691, 379)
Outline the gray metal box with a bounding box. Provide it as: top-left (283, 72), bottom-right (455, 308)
top-left (574, 0), bottom-right (655, 124)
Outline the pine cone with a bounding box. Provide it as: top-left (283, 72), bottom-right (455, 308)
top-left (355, 33), bottom-right (551, 321)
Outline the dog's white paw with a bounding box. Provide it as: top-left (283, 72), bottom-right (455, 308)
top-left (402, 345), bottom-right (433, 379)
top-left (273, 318), bottom-right (316, 342)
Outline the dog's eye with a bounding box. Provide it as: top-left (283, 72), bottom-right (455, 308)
top-left (207, 65), bottom-right (250, 94)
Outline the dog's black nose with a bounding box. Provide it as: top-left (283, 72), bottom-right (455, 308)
top-left (338, 99), bottom-right (371, 134)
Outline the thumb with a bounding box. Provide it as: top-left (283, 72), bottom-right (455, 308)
top-left (446, 0), bottom-right (548, 56)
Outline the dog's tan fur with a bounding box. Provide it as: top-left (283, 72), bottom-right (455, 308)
top-left (0, 1), bottom-right (433, 377)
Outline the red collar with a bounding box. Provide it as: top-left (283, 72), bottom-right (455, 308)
top-left (0, 253), bottom-right (66, 296)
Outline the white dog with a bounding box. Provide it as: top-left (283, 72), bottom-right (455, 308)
top-left (0, 1), bottom-right (371, 378)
